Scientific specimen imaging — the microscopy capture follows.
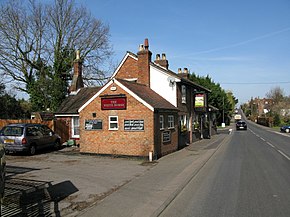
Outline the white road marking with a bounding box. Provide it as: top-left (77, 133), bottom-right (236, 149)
top-left (277, 150), bottom-right (290, 161)
top-left (248, 127), bottom-right (290, 160)
top-left (267, 142), bottom-right (275, 148)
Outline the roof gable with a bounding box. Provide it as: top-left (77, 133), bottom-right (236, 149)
top-left (78, 78), bottom-right (178, 113)
top-left (110, 52), bottom-right (138, 79)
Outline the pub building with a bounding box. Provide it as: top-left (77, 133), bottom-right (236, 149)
top-left (56, 39), bottom-right (213, 159)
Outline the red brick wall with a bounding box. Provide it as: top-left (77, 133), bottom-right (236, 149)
top-left (79, 83), bottom-right (155, 157)
top-left (115, 56), bottom-right (139, 80)
top-left (115, 52), bottom-right (151, 87)
top-left (79, 83), bottom-right (179, 158)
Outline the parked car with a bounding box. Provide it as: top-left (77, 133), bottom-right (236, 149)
top-left (0, 123), bottom-right (61, 155)
top-left (0, 143), bottom-right (5, 201)
top-left (280, 125), bottom-right (290, 133)
top-left (236, 120), bottom-right (247, 130)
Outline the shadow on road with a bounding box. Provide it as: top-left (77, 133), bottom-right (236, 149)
top-left (2, 165), bottom-right (78, 217)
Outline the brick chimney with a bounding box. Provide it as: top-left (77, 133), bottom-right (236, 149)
top-left (178, 67), bottom-right (190, 79)
top-left (154, 53), bottom-right (169, 70)
top-left (69, 50), bottom-right (84, 93)
top-left (137, 38), bottom-right (152, 86)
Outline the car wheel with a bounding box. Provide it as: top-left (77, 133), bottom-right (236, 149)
top-left (286, 129), bottom-right (290, 133)
top-left (54, 140), bottom-right (61, 150)
top-left (29, 145), bottom-right (36, 155)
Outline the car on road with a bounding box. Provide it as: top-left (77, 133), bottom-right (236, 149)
top-left (280, 125), bottom-right (290, 133)
top-left (0, 123), bottom-right (61, 155)
top-left (236, 120), bottom-right (247, 130)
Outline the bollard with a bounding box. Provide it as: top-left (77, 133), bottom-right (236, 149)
top-left (149, 151), bottom-right (153, 162)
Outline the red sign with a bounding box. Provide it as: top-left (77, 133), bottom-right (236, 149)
top-left (101, 97), bottom-right (127, 110)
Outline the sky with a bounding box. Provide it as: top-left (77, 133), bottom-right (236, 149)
top-left (78, 0), bottom-right (290, 105)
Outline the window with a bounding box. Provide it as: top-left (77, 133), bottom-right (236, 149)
top-left (41, 125), bottom-right (52, 136)
top-left (181, 85), bottom-right (186, 104)
top-left (160, 115), bottom-right (164, 130)
top-left (109, 116), bottom-right (118, 130)
top-left (168, 115), bottom-right (174, 129)
top-left (180, 115), bottom-right (188, 133)
top-left (72, 116), bottom-right (80, 138)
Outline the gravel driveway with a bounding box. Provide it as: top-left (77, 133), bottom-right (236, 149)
top-left (3, 147), bottom-right (155, 216)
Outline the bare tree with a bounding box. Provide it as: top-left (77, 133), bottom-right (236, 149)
top-left (266, 86), bottom-right (285, 105)
top-left (0, 0), bottom-right (112, 110)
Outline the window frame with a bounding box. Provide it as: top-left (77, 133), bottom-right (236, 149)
top-left (72, 116), bottom-right (80, 138)
top-left (168, 115), bottom-right (175, 129)
top-left (109, 116), bottom-right (119, 130)
top-left (181, 85), bottom-right (186, 104)
top-left (160, 115), bottom-right (164, 130)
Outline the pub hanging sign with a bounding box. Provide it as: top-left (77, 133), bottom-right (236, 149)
top-left (194, 93), bottom-right (207, 112)
top-left (101, 97), bottom-right (127, 110)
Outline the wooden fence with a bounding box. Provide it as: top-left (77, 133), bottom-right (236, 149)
top-left (0, 119), bottom-right (69, 144)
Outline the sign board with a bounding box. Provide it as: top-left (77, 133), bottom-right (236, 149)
top-left (101, 97), bottom-right (126, 110)
top-left (162, 131), bottom-right (171, 143)
top-left (85, 119), bottom-right (103, 130)
top-left (124, 120), bottom-right (144, 131)
top-left (194, 93), bottom-right (207, 112)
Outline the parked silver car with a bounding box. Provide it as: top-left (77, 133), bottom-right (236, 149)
top-left (0, 123), bottom-right (61, 155)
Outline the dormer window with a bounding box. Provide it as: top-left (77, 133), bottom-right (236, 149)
top-left (181, 85), bottom-right (186, 104)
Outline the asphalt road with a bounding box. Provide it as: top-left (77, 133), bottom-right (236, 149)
top-left (159, 120), bottom-right (290, 217)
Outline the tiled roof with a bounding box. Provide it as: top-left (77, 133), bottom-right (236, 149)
top-left (117, 79), bottom-right (178, 111)
top-left (55, 87), bottom-right (101, 115)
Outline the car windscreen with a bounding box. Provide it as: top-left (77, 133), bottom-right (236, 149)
top-left (2, 126), bottom-right (24, 136)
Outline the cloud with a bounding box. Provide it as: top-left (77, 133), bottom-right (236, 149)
top-left (173, 26), bottom-right (290, 58)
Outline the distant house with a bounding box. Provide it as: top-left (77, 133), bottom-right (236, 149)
top-left (250, 98), bottom-right (274, 116)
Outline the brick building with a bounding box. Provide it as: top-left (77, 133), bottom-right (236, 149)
top-left (111, 39), bottom-right (211, 145)
top-left (78, 78), bottom-right (178, 158)
top-left (56, 39), bottom-right (212, 158)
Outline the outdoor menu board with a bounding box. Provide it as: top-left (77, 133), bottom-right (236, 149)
top-left (85, 119), bottom-right (103, 130)
top-left (124, 120), bottom-right (144, 131)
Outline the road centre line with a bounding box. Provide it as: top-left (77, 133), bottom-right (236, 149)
top-left (277, 150), bottom-right (290, 161)
top-left (267, 142), bottom-right (275, 148)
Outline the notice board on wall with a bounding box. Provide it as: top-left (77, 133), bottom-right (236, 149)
top-left (162, 131), bottom-right (171, 143)
top-left (124, 120), bottom-right (144, 131)
top-left (85, 119), bottom-right (103, 130)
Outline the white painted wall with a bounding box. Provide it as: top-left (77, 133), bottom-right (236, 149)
top-left (150, 66), bottom-right (179, 107)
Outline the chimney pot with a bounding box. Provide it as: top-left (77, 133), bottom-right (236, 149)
top-left (76, 50), bottom-right (80, 60)
top-left (162, 53), bottom-right (166, 60)
top-left (139, 44), bottom-right (144, 51)
top-left (178, 68), bottom-right (182, 73)
top-left (184, 68), bottom-right (188, 74)
top-left (156, 54), bottom-right (160, 60)
top-left (144, 38), bottom-right (149, 50)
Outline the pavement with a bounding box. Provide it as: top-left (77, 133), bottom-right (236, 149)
top-left (79, 127), bottom-right (233, 217)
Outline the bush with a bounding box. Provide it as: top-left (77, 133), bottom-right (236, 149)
top-left (273, 113), bottom-right (281, 127)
